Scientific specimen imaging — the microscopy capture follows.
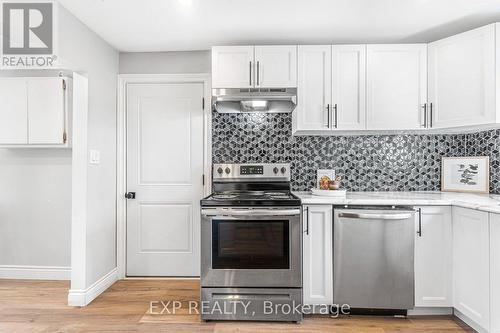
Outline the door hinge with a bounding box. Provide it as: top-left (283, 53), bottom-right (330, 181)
top-left (202, 174), bottom-right (205, 185)
top-left (63, 131), bottom-right (67, 143)
top-left (202, 97), bottom-right (205, 110)
top-left (62, 79), bottom-right (67, 90)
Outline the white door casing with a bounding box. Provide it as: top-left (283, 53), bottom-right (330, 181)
top-left (126, 82), bottom-right (205, 277)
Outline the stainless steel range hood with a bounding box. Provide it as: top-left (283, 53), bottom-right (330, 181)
top-left (212, 88), bottom-right (297, 113)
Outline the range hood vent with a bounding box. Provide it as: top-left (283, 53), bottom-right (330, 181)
top-left (212, 88), bottom-right (297, 113)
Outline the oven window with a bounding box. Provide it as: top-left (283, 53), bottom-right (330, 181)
top-left (212, 220), bottom-right (289, 269)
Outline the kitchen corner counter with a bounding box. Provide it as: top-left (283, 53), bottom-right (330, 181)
top-left (293, 191), bottom-right (500, 214)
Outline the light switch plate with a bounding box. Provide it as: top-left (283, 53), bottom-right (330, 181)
top-left (89, 150), bottom-right (100, 165)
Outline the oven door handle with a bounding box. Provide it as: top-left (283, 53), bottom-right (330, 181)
top-left (201, 208), bottom-right (301, 217)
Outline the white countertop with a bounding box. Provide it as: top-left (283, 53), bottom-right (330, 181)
top-left (293, 191), bottom-right (500, 214)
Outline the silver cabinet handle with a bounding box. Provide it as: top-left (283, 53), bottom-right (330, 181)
top-left (421, 103), bottom-right (427, 128)
top-left (304, 206), bottom-right (309, 235)
top-left (429, 103), bottom-right (433, 128)
top-left (249, 61), bottom-right (252, 86)
top-left (333, 103), bottom-right (338, 129)
top-left (417, 208), bottom-right (422, 237)
top-left (338, 212), bottom-right (413, 220)
top-left (326, 104), bottom-right (330, 128)
top-left (202, 208), bottom-right (300, 217)
top-left (257, 61), bottom-right (260, 86)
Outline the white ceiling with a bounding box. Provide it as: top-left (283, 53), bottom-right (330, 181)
top-left (58, 0), bottom-right (500, 52)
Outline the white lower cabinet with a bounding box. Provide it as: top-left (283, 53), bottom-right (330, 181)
top-left (452, 207), bottom-right (490, 331)
top-left (490, 213), bottom-right (500, 333)
top-left (302, 205), bottom-right (333, 306)
top-left (414, 206), bottom-right (452, 307)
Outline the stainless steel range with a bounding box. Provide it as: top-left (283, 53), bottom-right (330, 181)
top-left (200, 163), bottom-right (302, 322)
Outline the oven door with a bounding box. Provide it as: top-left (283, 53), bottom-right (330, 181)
top-left (201, 207), bottom-right (302, 288)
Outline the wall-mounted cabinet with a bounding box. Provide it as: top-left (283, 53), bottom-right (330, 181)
top-left (428, 24), bottom-right (497, 129)
top-left (0, 77), bottom-right (69, 147)
top-left (212, 45), bottom-right (297, 88)
top-left (366, 44), bottom-right (427, 131)
top-left (293, 45), bottom-right (366, 134)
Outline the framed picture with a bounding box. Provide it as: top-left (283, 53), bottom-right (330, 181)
top-left (441, 156), bottom-right (490, 194)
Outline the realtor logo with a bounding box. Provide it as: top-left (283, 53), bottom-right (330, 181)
top-left (1, 1), bottom-right (56, 67)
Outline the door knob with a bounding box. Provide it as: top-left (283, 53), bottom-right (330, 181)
top-left (125, 192), bottom-right (136, 199)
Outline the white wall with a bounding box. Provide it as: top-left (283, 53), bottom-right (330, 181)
top-left (57, 4), bottom-right (119, 291)
top-left (0, 149), bottom-right (71, 269)
top-left (119, 51), bottom-right (210, 74)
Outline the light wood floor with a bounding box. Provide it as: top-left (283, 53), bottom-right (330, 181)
top-left (0, 279), bottom-right (474, 333)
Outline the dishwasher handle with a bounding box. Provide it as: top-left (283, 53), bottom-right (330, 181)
top-left (338, 212), bottom-right (413, 220)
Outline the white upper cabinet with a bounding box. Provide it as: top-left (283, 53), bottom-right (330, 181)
top-left (303, 205), bottom-right (333, 307)
top-left (452, 207), bottom-right (490, 331)
top-left (212, 46), bottom-right (254, 88)
top-left (0, 77), bottom-right (68, 147)
top-left (254, 45), bottom-right (297, 87)
top-left (0, 79), bottom-right (28, 144)
top-left (28, 78), bottom-right (66, 144)
top-left (414, 206), bottom-right (452, 308)
top-left (428, 24), bottom-right (496, 129)
top-left (332, 45), bottom-right (366, 130)
top-left (294, 45), bottom-right (332, 132)
top-left (211, 45), bottom-right (297, 88)
top-left (366, 44), bottom-right (427, 130)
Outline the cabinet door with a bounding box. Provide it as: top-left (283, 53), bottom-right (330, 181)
top-left (452, 207), bottom-right (490, 331)
top-left (491, 213), bottom-right (500, 333)
top-left (414, 206), bottom-right (452, 307)
top-left (28, 78), bottom-right (66, 144)
top-left (0, 79), bottom-right (28, 144)
top-left (332, 45), bottom-right (366, 130)
top-left (294, 45), bottom-right (332, 132)
top-left (428, 24), bottom-right (495, 128)
top-left (211, 46), bottom-right (254, 88)
top-left (303, 205), bottom-right (333, 306)
top-left (254, 45), bottom-right (297, 88)
top-left (366, 44), bottom-right (427, 130)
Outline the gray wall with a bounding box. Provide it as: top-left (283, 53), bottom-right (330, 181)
top-left (119, 51), bottom-right (210, 74)
top-left (0, 5), bottom-right (119, 286)
top-left (58, 4), bottom-right (119, 286)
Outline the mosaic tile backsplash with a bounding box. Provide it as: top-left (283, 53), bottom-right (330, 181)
top-left (212, 112), bottom-right (500, 194)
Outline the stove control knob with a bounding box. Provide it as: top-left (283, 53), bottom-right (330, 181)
top-left (273, 167), bottom-right (279, 174)
top-left (225, 167), bottom-right (231, 174)
top-left (281, 167), bottom-right (287, 174)
top-left (217, 167), bottom-right (223, 175)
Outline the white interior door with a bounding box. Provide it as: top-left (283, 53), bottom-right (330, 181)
top-left (126, 82), bottom-right (205, 277)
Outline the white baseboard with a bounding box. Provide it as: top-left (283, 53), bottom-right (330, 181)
top-left (0, 265), bottom-right (71, 280)
top-left (67, 267), bottom-right (118, 307)
top-left (408, 307), bottom-right (453, 316)
top-left (454, 309), bottom-right (489, 333)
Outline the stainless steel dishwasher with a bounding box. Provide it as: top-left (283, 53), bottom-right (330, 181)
top-left (333, 207), bottom-right (415, 310)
